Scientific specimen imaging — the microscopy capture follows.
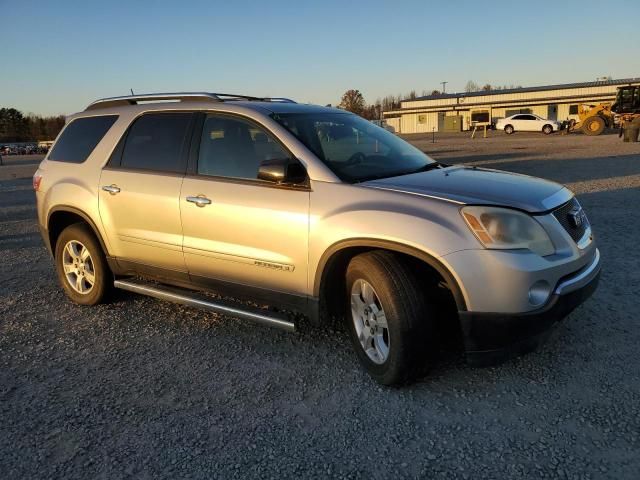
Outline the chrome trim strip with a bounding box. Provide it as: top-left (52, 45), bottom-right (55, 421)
top-left (576, 225), bottom-right (593, 250)
top-left (114, 280), bottom-right (295, 332)
top-left (183, 246), bottom-right (295, 272)
top-left (365, 186), bottom-right (466, 205)
top-left (118, 234), bottom-right (182, 251)
top-left (554, 248), bottom-right (601, 295)
top-left (541, 188), bottom-right (574, 210)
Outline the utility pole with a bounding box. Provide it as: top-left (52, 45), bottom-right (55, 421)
top-left (441, 81), bottom-right (448, 94)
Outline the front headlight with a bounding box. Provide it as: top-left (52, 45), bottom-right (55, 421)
top-left (461, 206), bottom-right (555, 256)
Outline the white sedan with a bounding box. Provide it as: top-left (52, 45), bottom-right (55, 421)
top-left (495, 114), bottom-right (561, 135)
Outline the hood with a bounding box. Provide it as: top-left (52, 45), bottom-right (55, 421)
top-left (363, 165), bottom-right (571, 212)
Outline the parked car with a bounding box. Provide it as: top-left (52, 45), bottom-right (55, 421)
top-left (496, 114), bottom-right (561, 135)
top-left (34, 92), bottom-right (600, 385)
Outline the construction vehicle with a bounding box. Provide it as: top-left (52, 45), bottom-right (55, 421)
top-left (570, 85), bottom-right (640, 135)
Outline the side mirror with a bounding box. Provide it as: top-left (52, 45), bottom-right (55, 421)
top-left (257, 158), bottom-right (307, 185)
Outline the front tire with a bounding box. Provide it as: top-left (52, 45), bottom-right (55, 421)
top-left (504, 125), bottom-right (514, 134)
top-left (582, 116), bottom-right (605, 136)
top-left (54, 223), bottom-right (111, 305)
top-left (542, 124), bottom-right (553, 135)
top-left (346, 251), bottom-right (435, 385)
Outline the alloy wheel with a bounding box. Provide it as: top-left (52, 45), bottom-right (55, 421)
top-left (61, 240), bottom-right (95, 294)
top-left (350, 279), bottom-right (390, 364)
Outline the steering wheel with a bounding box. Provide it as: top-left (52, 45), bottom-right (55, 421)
top-left (344, 152), bottom-right (366, 166)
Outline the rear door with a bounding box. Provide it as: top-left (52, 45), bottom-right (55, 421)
top-left (510, 115), bottom-right (524, 130)
top-left (98, 112), bottom-right (194, 273)
top-left (520, 114), bottom-right (539, 131)
top-left (180, 112), bottom-right (310, 300)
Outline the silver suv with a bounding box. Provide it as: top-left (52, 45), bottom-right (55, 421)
top-left (35, 92), bottom-right (601, 385)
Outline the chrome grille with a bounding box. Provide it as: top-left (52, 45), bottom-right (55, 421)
top-left (552, 198), bottom-right (589, 243)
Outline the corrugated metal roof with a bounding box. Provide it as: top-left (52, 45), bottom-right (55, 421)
top-left (405, 77), bottom-right (640, 103)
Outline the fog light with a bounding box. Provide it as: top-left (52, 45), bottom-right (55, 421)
top-left (528, 280), bottom-right (551, 307)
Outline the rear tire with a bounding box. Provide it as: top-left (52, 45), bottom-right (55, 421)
top-left (504, 125), bottom-right (514, 134)
top-left (542, 124), bottom-right (553, 135)
top-left (345, 251), bottom-right (435, 385)
top-left (54, 223), bottom-right (111, 305)
top-left (582, 116), bottom-right (605, 136)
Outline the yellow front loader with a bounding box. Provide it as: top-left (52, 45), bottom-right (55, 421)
top-left (569, 85), bottom-right (640, 136)
top-left (572, 103), bottom-right (613, 135)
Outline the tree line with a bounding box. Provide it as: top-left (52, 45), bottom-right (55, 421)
top-left (338, 89), bottom-right (446, 120)
top-left (0, 108), bottom-right (66, 143)
top-left (338, 82), bottom-right (525, 118)
top-left (464, 80), bottom-right (522, 93)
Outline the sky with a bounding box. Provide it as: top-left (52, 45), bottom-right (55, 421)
top-left (2, 0), bottom-right (639, 116)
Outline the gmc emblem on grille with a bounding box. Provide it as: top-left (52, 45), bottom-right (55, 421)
top-left (568, 207), bottom-right (586, 228)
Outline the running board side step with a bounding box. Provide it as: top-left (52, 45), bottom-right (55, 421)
top-left (114, 279), bottom-right (296, 332)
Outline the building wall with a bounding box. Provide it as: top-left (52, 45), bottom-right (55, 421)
top-left (385, 79), bottom-right (640, 133)
top-left (386, 117), bottom-right (401, 133)
top-left (400, 84), bottom-right (627, 110)
top-left (399, 112), bottom-right (440, 134)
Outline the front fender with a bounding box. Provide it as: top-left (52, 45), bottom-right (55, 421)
top-left (308, 181), bottom-right (478, 309)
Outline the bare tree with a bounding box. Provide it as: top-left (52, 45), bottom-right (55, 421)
top-left (465, 80), bottom-right (480, 93)
top-left (339, 89), bottom-right (366, 115)
top-left (482, 84), bottom-right (492, 91)
top-left (380, 95), bottom-right (401, 112)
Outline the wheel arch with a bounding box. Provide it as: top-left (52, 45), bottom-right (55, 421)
top-left (314, 239), bottom-right (467, 317)
top-left (47, 206), bottom-right (109, 257)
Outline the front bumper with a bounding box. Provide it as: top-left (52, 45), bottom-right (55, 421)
top-left (459, 248), bottom-right (601, 366)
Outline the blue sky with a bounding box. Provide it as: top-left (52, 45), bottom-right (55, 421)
top-left (2, 0), bottom-right (639, 116)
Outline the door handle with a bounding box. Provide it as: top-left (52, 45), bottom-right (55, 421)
top-left (186, 195), bottom-right (212, 207)
top-left (102, 185), bottom-right (121, 195)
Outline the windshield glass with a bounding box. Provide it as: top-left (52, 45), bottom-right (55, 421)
top-left (271, 112), bottom-right (436, 182)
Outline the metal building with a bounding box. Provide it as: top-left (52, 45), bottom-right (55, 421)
top-left (383, 77), bottom-right (640, 134)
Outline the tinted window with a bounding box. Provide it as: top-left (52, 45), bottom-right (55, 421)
top-left (569, 105), bottom-right (579, 115)
top-left (120, 113), bottom-right (192, 173)
top-left (520, 115), bottom-right (537, 120)
top-left (48, 115), bottom-right (118, 163)
top-left (198, 115), bottom-right (289, 179)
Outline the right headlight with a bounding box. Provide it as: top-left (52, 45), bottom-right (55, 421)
top-left (461, 206), bottom-right (555, 256)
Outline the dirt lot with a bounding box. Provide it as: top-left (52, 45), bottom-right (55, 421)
top-left (1, 133), bottom-right (639, 479)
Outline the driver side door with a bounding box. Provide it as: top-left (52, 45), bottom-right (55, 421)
top-left (179, 113), bottom-right (311, 305)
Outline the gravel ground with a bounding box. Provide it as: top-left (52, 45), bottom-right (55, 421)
top-left (1, 134), bottom-right (639, 479)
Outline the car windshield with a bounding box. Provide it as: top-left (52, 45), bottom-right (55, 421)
top-left (270, 112), bottom-right (436, 182)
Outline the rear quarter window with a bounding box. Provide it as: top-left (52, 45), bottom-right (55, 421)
top-left (48, 115), bottom-right (118, 163)
top-left (119, 113), bottom-right (192, 173)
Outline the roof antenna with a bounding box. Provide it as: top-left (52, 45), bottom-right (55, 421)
top-left (130, 88), bottom-right (135, 96)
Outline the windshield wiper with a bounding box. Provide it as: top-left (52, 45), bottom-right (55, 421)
top-left (352, 162), bottom-right (443, 184)
top-left (405, 162), bottom-right (442, 175)
top-left (371, 162), bottom-right (441, 180)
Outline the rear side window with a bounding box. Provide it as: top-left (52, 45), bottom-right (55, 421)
top-left (120, 113), bottom-right (192, 173)
top-left (48, 115), bottom-right (118, 163)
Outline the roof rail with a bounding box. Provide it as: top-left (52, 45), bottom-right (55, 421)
top-left (85, 93), bottom-right (221, 111)
top-left (85, 92), bottom-right (297, 111)
top-left (266, 97), bottom-right (297, 103)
